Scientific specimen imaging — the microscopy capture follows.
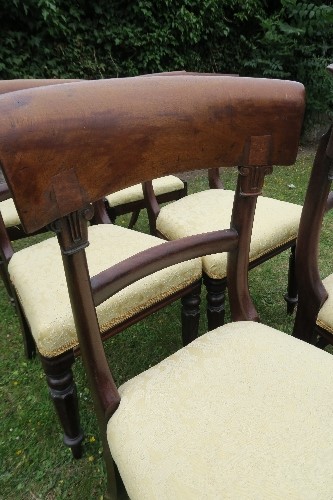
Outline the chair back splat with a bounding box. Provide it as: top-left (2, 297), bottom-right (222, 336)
top-left (0, 76), bottom-right (305, 497)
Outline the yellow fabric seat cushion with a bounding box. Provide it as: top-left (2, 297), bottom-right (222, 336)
top-left (108, 321), bottom-right (333, 500)
top-left (105, 175), bottom-right (184, 207)
top-left (8, 224), bottom-right (201, 358)
top-left (0, 198), bottom-right (21, 227)
top-left (316, 273), bottom-right (333, 334)
top-left (157, 190), bottom-right (302, 279)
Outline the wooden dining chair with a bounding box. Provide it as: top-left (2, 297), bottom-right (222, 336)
top-left (293, 123), bottom-right (333, 347)
top-left (2, 75), bottom-right (333, 499)
top-left (0, 77), bottom-right (194, 361)
top-left (0, 81), bottom-right (203, 458)
top-left (144, 160), bottom-right (302, 330)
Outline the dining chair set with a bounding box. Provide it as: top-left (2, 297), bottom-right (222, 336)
top-left (0, 70), bottom-right (332, 498)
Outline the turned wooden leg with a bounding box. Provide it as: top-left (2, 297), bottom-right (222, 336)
top-left (203, 274), bottom-right (226, 330)
top-left (284, 244), bottom-right (298, 314)
top-left (181, 280), bottom-right (201, 346)
top-left (41, 351), bottom-right (84, 459)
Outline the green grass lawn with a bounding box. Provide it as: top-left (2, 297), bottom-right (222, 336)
top-left (1, 148), bottom-right (332, 499)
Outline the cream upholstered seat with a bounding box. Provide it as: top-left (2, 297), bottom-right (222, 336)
top-left (156, 189), bottom-right (302, 279)
top-left (105, 175), bottom-right (187, 229)
top-left (3, 201), bottom-right (202, 458)
top-left (8, 224), bottom-right (201, 358)
top-left (0, 198), bottom-right (20, 228)
top-left (106, 175), bottom-right (184, 208)
top-left (145, 179), bottom-right (302, 330)
top-left (108, 321), bottom-right (333, 499)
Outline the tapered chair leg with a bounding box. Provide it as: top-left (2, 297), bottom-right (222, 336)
top-left (103, 443), bottom-right (127, 500)
top-left (284, 244), bottom-right (298, 314)
top-left (41, 351), bottom-right (84, 459)
top-left (181, 280), bottom-right (202, 346)
top-left (0, 244), bottom-right (36, 358)
top-left (11, 290), bottom-right (37, 359)
top-left (203, 274), bottom-right (226, 330)
top-left (128, 209), bottom-right (141, 229)
top-left (17, 305), bottom-right (36, 360)
top-left (316, 335), bottom-right (330, 350)
top-left (0, 257), bottom-right (14, 303)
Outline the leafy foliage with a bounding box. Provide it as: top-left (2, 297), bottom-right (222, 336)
top-left (244, 0), bottom-right (333, 128)
top-left (0, 0), bottom-right (263, 78)
top-left (0, 0), bottom-right (332, 134)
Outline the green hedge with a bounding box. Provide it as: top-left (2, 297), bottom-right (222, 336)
top-left (1, 0), bottom-right (332, 133)
top-left (0, 0), bottom-right (263, 77)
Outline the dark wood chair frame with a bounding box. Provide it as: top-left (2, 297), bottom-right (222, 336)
top-left (0, 72), bottom-right (221, 350)
top-left (0, 75), bottom-right (223, 459)
top-left (293, 124), bottom-right (333, 346)
top-left (0, 76), bottom-right (305, 495)
top-left (0, 104), bottom-right (202, 459)
top-left (0, 80), bottom-right (81, 307)
top-left (144, 166), bottom-right (298, 330)
top-left (0, 191), bottom-right (202, 457)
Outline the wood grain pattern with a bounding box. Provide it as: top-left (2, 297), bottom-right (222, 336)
top-left (0, 75), bottom-right (305, 233)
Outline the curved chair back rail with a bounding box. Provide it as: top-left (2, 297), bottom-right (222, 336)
top-left (0, 79), bottom-right (81, 219)
top-left (0, 79), bottom-right (81, 95)
top-left (0, 76), bottom-right (304, 234)
top-left (0, 78), bottom-right (81, 201)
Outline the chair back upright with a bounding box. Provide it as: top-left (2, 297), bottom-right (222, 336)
top-left (293, 125), bottom-right (333, 342)
top-left (0, 74), bottom-right (305, 426)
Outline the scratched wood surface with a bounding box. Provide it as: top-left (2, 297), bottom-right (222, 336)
top-left (0, 75), bottom-right (305, 233)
